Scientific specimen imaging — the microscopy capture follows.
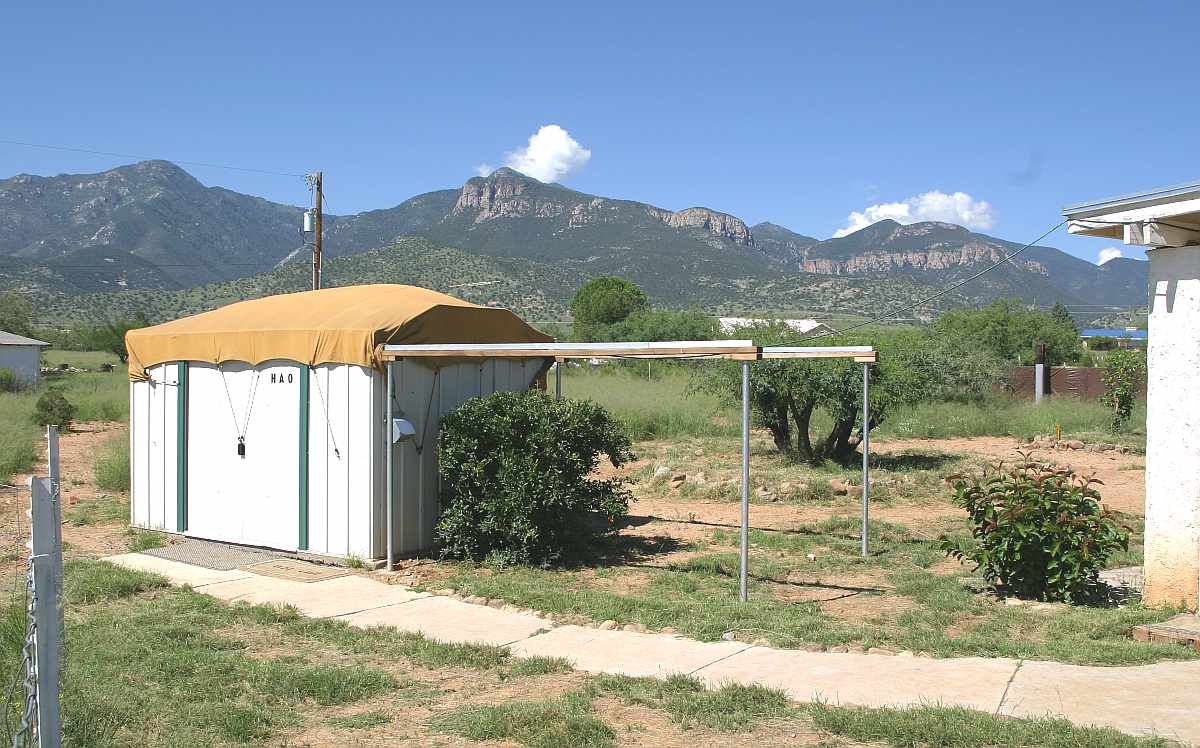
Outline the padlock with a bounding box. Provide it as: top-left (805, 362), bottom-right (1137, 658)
top-left (237, 440), bottom-right (246, 457)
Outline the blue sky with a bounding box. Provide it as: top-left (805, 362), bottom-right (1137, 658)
top-left (4, 0), bottom-right (1197, 263)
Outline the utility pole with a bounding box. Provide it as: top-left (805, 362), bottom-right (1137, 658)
top-left (307, 171), bottom-right (323, 290)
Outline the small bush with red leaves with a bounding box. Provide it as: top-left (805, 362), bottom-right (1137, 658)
top-left (941, 454), bottom-right (1129, 603)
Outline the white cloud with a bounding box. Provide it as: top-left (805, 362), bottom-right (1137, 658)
top-left (474, 163), bottom-right (493, 177)
top-left (833, 191), bottom-right (995, 238)
top-left (1098, 247), bottom-right (1124, 265)
top-left (500, 124), bottom-right (591, 182)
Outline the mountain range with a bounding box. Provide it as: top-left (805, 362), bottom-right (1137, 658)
top-left (0, 160), bottom-right (1147, 324)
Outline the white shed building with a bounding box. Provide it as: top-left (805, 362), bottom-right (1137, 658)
top-left (125, 285), bottom-right (552, 563)
top-left (0, 331), bottom-right (49, 386)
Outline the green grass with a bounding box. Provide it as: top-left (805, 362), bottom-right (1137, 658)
top-left (444, 519), bottom-right (1193, 666)
top-left (3, 561), bottom-right (1180, 747)
top-left (430, 689), bottom-right (615, 748)
top-left (0, 413), bottom-right (39, 484)
top-left (125, 528), bottom-right (167, 552)
top-left (596, 674), bottom-right (790, 731)
top-left (803, 702), bottom-right (1175, 747)
top-left (877, 395), bottom-right (1146, 445)
top-left (66, 494), bottom-right (128, 526)
top-left (93, 434), bottom-right (130, 492)
top-left (561, 366), bottom-right (737, 440)
top-left (41, 350), bottom-right (120, 370)
top-left (0, 357), bottom-right (129, 483)
top-left (503, 655), bottom-right (573, 679)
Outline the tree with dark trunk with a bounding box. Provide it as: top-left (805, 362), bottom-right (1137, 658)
top-left (698, 323), bottom-right (1002, 464)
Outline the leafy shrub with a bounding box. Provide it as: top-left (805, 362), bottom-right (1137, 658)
top-left (436, 391), bottom-right (633, 565)
top-left (0, 369), bottom-right (18, 393)
top-left (1088, 336), bottom-right (1118, 351)
top-left (32, 389), bottom-right (76, 428)
top-left (1100, 349), bottom-right (1145, 433)
top-left (941, 455), bottom-right (1129, 602)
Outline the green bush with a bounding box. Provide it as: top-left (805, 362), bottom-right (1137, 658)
top-left (0, 369), bottom-right (18, 393)
top-left (941, 455), bottom-right (1129, 602)
top-left (1101, 349), bottom-right (1146, 434)
top-left (1088, 336), bottom-right (1118, 351)
top-left (32, 389), bottom-right (76, 428)
top-left (436, 392), bottom-right (633, 565)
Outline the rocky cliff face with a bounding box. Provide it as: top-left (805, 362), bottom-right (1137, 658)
top-left (798, 241), bottom-right (1049, 275)
top-left (649, 206), bottom-right (753, 245)
top-left (451, 168), bottom-right (753, 245)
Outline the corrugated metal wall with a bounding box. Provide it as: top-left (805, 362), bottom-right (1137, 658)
top-left (388, 358), bottom-right (543, 557)
top-left (131, 357), bottom-right (545, 560)
top-left (306, 364), bottom-right (382, 560)
top-left (130, 363), bottom-right (182, 532)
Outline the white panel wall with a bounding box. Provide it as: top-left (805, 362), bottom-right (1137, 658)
top-left (130, 364), bottom-right (181, 532)
top-left (306, 364), bottom-right (381, 560)
top-left (187, 361), bottom-right (301, 550)
top-left (131, 357), bottom-right (546, 561)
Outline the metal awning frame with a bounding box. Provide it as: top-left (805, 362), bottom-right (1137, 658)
top-left (382, 340), bottom-right (876, 601)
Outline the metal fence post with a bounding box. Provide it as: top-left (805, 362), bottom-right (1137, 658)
top-left (29, 476), bottom-right (62, 748)
top-left (386, 363), bottom-right (395, 572)
top-left (45, 427), bottom-right (64, 643)
top-left (740, 361), bottom-right (750, 603)
top-left (554, 360), bottom-right (562, 401)
top-left (861, 364), bottom-right (871, 559)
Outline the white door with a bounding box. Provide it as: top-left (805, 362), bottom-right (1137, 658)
top-left (186, 361), bottom-right (302, 550)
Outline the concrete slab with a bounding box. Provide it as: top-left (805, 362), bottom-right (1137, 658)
top-left (102, 552), bottom-right (256, 588)
top-left (695, 647), bottom-right (1019, 713)
top-left (337, 596), bottom-right (550, 646)
top-left (198, 574), bottom-right (428, 618)
top-left (1000, 659), bottom-right (1200, 745)
top-left (509, 625), bottom-right (751, 678)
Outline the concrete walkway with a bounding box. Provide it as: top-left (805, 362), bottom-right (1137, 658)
top-left (104, 553), bottom-right (1200, 745)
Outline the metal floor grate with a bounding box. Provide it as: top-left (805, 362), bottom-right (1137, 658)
top-left (241, 558), bottom-right (351, 583)
top-left (140, 539), bottom-right (282, 571)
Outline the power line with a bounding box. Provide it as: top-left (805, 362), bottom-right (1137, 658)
top-left (788, 220), bottom-right (1068, 344)
top-left (0, 138), bottom-right (306, 178)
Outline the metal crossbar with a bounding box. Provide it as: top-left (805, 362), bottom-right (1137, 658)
top-left (380, 342), bottom-right (876, 600)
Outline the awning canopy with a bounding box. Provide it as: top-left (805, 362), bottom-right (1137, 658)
top-left (125, 284), bottom-right (552, 380)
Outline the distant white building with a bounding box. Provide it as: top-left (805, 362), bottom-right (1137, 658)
top-left (718, 317), bottom-right (835, 337)
top-left (0, 331), bottom-right (49, 386)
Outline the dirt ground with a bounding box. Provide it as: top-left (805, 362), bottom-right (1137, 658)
top-left (0, 422), bottom-right (129, 580)
top-left (876, 436), bottom-right (1145, 515)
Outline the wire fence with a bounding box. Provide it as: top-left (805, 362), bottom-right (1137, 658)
top-left (7, 427), bottom-right (63, 748)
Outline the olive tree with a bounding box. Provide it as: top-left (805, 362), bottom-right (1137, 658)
top-left (698, 324), bottom-right (1001, 464)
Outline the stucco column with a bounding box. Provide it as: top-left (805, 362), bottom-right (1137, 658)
top-left (1143, 243), bottom-right (1200, 609)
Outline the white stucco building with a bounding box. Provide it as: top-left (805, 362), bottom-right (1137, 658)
top-left (0, 331), bottom-right (49, 386)
top-left (1065, 180), bottom-right (1200, 609)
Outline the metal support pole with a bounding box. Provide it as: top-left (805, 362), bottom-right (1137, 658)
top-left (1034, 363), bottom-right (1045, 404)
top-left (30, 476), bottom-right (62, 748)
top-left (740, 361), bottom-right (750, 603)
top-left (385, 363), bottom-right (394, 572)
top-left (861, 363), bottom-right (870, 559)
top-left (554, 360), bottom-right (562, 401)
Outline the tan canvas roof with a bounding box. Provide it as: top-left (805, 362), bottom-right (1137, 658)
top-left (125, 284), bottom-right (552, 380)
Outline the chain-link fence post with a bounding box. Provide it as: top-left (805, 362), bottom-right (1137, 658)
top-left (28, 476), bottom-right (62, 748)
